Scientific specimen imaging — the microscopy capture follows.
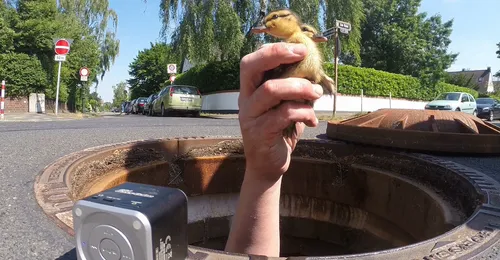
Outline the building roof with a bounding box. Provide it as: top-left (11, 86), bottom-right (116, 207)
top-left (447, 68), bottom-right (492, 91)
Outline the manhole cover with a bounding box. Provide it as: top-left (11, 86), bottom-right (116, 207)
top-left (327, 109), bottom-right (500, 154)
top-left (35, 137), bottom-right (500, 259)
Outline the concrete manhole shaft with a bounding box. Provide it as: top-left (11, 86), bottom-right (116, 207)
top-left (35, 137), bottom-right (500, 259)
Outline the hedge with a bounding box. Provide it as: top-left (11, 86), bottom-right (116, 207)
top-left (174, 60), bottom-right (478, 101)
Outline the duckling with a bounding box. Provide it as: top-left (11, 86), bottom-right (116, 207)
top-left (301, 24), bottom-right (328, 43)
top-left (251, 9), bottom-right (335, 138)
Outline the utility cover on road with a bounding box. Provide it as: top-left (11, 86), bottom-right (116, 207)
top-left (327, 108), bottom-right (500, 154)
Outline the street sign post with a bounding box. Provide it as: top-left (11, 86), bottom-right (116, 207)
top-left (167, 64), bottom-right (177, 74)
top-left (80, 67), bottom-right (90, 82)
top-left (54, 39), bottom-right (71, 116)
top-left (320, 20), bottom-right (351, 117)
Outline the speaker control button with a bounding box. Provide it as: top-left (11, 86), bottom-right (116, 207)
top-left (89, 225), bottom-right (134, 260)
top-left (99, 239), bottom-right (120, 260)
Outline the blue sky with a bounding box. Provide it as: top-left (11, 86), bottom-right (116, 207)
top-left (97, 0), bottom-right (500, 102)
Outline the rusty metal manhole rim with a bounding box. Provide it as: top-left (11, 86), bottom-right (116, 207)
top-left (34, 137), bottom-right (500, 259)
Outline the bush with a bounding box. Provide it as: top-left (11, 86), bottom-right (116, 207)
top-left (175, 61), bottom-right (478, 101)
top-left (174, 59), bottom-right (239, 94)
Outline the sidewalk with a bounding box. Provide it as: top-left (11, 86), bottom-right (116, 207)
top-left (0, 112), bottom-right (99, 122)
top-left (201, 111), bottom-right (360, 121)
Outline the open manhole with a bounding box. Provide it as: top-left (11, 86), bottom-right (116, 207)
top-left (327, 109), bottom-right (500, 154)
top-left (35, 137), bottom-right (500, 259)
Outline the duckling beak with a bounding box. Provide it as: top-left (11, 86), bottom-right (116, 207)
top-left (312, 34), bottom-right (328, 42)
top-left (251, 25), bottom-right (269, 34)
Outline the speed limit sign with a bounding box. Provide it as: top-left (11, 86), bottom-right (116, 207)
top-left (167, 64), bottom-right (177, 74)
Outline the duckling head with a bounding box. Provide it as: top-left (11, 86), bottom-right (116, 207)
top-left (301, 24), bottom-right (328, 43)
top-left (251, 9), bottom-right (302, 39)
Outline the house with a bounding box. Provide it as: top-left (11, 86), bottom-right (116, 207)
top-left (447, 67), bottom-right (495, 94)
top-left (493, 76), bottom-right (500, 93)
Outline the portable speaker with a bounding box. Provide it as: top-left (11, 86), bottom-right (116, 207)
top-left (72, 182), bottom-right (188, 260)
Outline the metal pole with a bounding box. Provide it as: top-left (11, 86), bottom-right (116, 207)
top-left (361, 89), bottom-right (364, 113)
top-left (333, 29), bottom-right (339, 117)
top-left (55, 61), bottom-right (62, 115)
top-left (1, 80), bottom-right (5, 120)
top-left (389, 92), bottom-right (392, 109)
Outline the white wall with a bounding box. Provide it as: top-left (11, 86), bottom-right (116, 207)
top-left (202, 91), bottom-right (428, 112)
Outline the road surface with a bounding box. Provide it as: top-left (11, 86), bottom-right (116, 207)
top-left (0, 113), bottom-right (498, 260)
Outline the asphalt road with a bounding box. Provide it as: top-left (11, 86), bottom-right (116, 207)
top-left (0, 113), bottom-right (499, 260)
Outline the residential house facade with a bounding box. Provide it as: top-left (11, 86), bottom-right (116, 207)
top-left (447, 67), bottom-right (495, 94)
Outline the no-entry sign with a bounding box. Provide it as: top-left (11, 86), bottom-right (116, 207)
top-left (55, 39), bottom-right (70, 55)
top-left (80, 67), bottom-right (90, 82)
top-left (167, 64), bottom-right (177, 74)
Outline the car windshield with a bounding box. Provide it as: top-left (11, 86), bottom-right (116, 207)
top-left (476, 98), bottom-right (495, 104)
top-left (434, 93), bottom-right (461, 101)
top-left (172, 86), bottom-right (198, 95)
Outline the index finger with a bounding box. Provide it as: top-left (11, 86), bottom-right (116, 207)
top-left (239, 42), bottom-right (308, 99)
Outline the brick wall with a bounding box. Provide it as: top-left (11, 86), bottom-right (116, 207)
top-left (45, 99), bottom-right (68, 113)
top-left (4, 97), bottom-right (29, 113)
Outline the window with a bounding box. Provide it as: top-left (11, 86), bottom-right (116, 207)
top-left (461, 94), bottom-right (469, 102)
top-left (467, 94), bottom-right (475, 102)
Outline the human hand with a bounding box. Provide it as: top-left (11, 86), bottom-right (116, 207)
top-left (238, 42), bottom-right (324, 183)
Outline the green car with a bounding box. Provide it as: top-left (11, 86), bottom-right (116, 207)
top-left (424, 92), bottom-right (478, 116)
top-left (152, 85), bottom-right (203, 117)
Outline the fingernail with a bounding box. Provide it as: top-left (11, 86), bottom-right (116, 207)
top-left (314, 85), bottom-right (323, 96)
top-left (289, 44), bottom-right (307, 56)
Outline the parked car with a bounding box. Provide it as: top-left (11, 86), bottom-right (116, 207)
top-left (144, 94), bottom-right (157, 115)
top-left (476, 98), bottom-right (500, 121)
top-left (121, 101), bottom-right (130, 113)
top-left (425, 92), bottom-right (477, 116)
top-left (151, 85), bottom-right (203, 117)
top-left (125, 99), bottom-right (136, 114)
top-left (132, 97), bottom-right (148, 114)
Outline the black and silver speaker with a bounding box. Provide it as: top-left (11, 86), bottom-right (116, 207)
top-left (72, 182), bottom-right (188, 260)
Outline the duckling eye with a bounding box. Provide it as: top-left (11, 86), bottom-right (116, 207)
top-left (272, 14), bottom-right (278, 19)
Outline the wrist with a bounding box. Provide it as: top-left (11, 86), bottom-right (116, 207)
top-left (243, 168), bottom-right (283, 190)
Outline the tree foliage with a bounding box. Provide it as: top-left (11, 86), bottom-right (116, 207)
top-left (160, 0), bottom-right (365, 65)
top-left (112, 81), bottom-right (128, 108)
top-left (127, 42), bottom-right (181, 99)
top-left (360, 0), bottom-right (457, 86)
top-left (0, 0), bottom-right (118, 111)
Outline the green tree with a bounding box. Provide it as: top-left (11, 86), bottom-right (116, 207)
top-left (495, 43), bottom-right (500, 78)
top-left (360, 0), bottom-right (457, 84)
top-left (160, 0), bottom-right (364, 65)
top-left (112, 81), bottom-right (128, 108)
top-left (0, 53), bottom-right (48, 96)
top-left (58, 0), bottom-right (120, 84)
top-left (127, 42), bottom-right (180, 99)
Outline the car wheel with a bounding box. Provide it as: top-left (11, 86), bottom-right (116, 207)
top-left (488, 111), bottom-right (494, 121)
top-left (473, 110), bottom-right (477, 117)
top-left (161, 104), bottom-right (166, 117)
top-left (193, 111), bottom-right (200, 117)
top-left (455, 108), bottom-right (460, 112)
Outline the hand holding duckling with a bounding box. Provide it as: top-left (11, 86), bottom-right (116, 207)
top-left (251, 9), bottom-right (335, 138)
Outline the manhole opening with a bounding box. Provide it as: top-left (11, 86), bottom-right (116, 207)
top-left (69, 139), bottom-right (483, 258)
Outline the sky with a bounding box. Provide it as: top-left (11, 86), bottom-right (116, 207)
top-left (96, 0), bottom-right (500, 102)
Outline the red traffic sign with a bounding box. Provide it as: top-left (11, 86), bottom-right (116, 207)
top-left (55, 39), bottom-right (70, 55)
top-left (79, 67), bottom-right (90, 76)
top-left (169, 75), bottom-right (176, 82)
